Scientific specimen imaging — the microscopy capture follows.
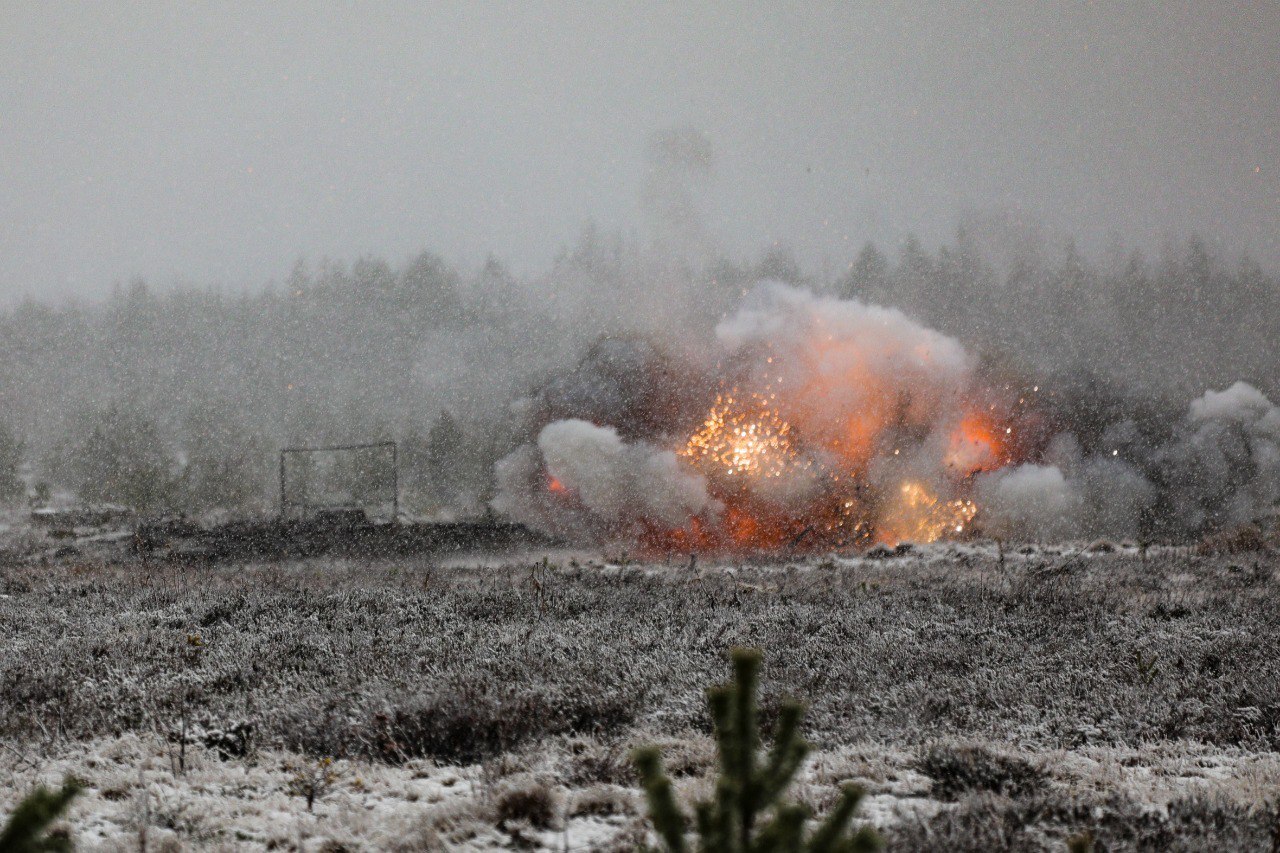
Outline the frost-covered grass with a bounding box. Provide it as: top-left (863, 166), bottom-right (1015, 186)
top-left (2, 544), bottom-right (1279, 848)
top-left (4, 733), bottom-right (1279, 851)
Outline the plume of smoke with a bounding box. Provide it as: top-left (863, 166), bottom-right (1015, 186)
top-left (716, 281), bottom-right (974, 472)
top-left (975, 382), bottom-right (1280, 542)
top-left (975, 434), bottom-right (1157, 542)
top-left (492, 419), bottom-right (715, 539)
top-left (976, 464), bottom-right (1082, 542)
top-left (1158, 381), bottom-right (1280, 532)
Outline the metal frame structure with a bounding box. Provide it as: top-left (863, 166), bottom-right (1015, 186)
top-left (279, 441), bottom-right (398, 521)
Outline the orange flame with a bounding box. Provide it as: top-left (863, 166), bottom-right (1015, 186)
top-left (945, 412), bottom-right (1010, 475)
top-left (542, 357), bottom-right (1036, 555)
top-left (877, 480), bottom-right (977, 545)
top-left (609, 393), bottom-right (1025, 554)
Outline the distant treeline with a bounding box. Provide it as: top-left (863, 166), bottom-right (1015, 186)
top-left (0, 252), bottom-right (549, 514)
top-left (829, 231), bottom-right (1277, 406)
top-left (0, 227), bottom-right (1274, 514)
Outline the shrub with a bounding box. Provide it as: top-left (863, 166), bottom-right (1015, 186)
top-left (376, 686), bottom-right (636, 764)
top-left (913, 743), bottom-right (1048, 802)
top-left (285, 757), bottom-right (339, 812)
top-left (496, 782), bottom-right (557, 830)
top-left (567, 785), bottom-right (637, 819)
top-left (273, 684), bottom-right (638, 766)
top-left (632, 647), bottom-right (881, 852)
top-left (565, 738), bottom-right (636, 786)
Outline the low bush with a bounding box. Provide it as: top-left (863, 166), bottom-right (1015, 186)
top-left (913, 743), bottom-right (1048, 801)
top-left (496, 782), bottom-right (558, 831)
top-left (376, 686), bottom-right (636, 764)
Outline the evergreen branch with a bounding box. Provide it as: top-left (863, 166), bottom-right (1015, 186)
top-left (0, 780), bottom-right (81, 853)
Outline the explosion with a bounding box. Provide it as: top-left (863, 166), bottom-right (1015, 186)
top-left (674, 386), bottom-right (994, 548)
top-left (676, 390), bottom-right (862, 549)
top-left (493, 282), bottom-right (1043, 553)
top-left (682, 391), bottom-right (803, 480)
top-left (497, 282), bottom-right (1280, 551)
top-left (878, 480), bottom-right (979, 545)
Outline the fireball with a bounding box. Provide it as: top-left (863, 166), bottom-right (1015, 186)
top-left (504, 285), bottom-right (1046, 554)
top-left (878, 480), bottom-right (978, 545)
top-left (682, 391), bottom-right (804, 482)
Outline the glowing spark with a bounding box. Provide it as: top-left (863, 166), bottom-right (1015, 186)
top-left (880, 480), bottom-right (978, 545)
top-left (682, 391), bottom-right (802, 480)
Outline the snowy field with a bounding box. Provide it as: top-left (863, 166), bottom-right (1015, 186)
top-left (2, 543), bottom-right (1279, 849)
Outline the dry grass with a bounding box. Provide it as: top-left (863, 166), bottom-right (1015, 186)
top-left (2, 544), bottom-right (1279, 848)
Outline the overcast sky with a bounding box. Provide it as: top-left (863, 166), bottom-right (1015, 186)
top-left (2, 2), bottom-right (1277, 302)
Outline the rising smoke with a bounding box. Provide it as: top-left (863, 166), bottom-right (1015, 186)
top-left (494, 279), bottom-right (1280, 549)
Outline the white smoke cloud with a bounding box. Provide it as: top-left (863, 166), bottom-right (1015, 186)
top-left (976, 464), bottom-right (1082, 541)
top-left (492, 419), bottom-right (715, 539)
top-left (1159, 381), bottom-right (1280, 531)
top-left (974, 431), bottom-right (1158, 543)
top-left (1189, 381), bottom-right (1276, 424)
top-left (540, 419), bottom-right (713, 526)
top-left (717, 282), bottom-right (973, 439)
top-left (1041, 433), bottom-right (1157, 539)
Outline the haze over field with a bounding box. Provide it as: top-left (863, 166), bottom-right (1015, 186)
top-left (2, 2), bottom-right (1278, 302)
top-left (1, 4), bottom-right (1278, 549)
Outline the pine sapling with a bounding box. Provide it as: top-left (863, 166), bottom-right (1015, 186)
top-left (633, 648), bottom-right (882, 852)
top-left (0, 780), bottom-right (80, 853)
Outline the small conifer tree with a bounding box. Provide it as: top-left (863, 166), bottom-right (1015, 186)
top-left (0, 780), bottom-right (80, 852)
top-left (633, 648), bottom-right (881, 852)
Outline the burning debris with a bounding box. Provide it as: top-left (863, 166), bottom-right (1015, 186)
top-left (493, 282), bottom-right (1280, 554)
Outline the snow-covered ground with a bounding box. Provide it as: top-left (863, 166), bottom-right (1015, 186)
top-left (5, 733), bottom-right (1279, 851)
top-left (3, 543), bottom-right (1279, 848)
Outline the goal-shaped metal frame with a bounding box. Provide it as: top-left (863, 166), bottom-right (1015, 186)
top-left (278, 441), bottom-right (398, 521)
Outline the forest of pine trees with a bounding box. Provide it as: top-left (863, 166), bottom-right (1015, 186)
top-left (0, 229), bottom-right (1274, 514)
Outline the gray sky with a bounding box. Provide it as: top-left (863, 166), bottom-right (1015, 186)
top-left (3, 2), bottom-right (1277, 302)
